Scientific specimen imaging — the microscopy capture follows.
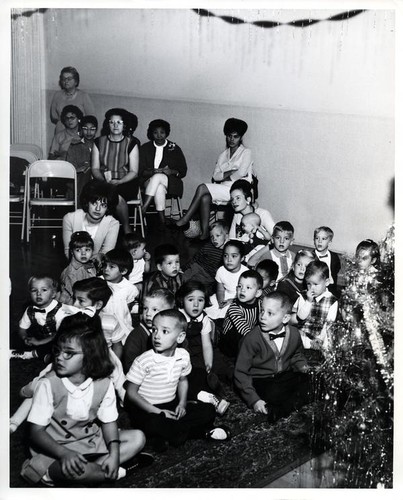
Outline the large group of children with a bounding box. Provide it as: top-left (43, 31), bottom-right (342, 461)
top-left (10, 108), bottom-right (383, 487)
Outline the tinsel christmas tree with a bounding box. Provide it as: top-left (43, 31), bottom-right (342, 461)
top-left (312, 225), bottom-right (394, 488)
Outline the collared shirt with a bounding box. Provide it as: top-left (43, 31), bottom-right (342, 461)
top-left (153, 140), bottom-right (168, 169)
top-left (295, 290), bottom-right (338, 323)
top-left (262, 327), bottom-right (286, 351)
top-left (180, 309), bottom-right (211, 337)
top-left (28, 376), bottom-right (117, 425)
top-left (19, 299), bottom-right (74, 330)
top-left (126, 348), bottom-right (191, 405)
top-left (315, 250), bottom-right (333, 284)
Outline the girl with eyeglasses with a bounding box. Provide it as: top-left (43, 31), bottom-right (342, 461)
top-left (91, 108), bottom-right (140, 234)
top-left (50, 66), bottom-right (95, 136)
top-left (19, 313), bottom-right (147, 486)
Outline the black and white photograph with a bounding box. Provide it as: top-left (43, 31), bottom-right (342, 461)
top-left (3, 0), bottom-right (398, 494)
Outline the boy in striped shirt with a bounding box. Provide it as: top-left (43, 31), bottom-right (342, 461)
top-left (124, 309), bottom-right (228, 451)
top-left (218, 270), bottom-right (262, 359)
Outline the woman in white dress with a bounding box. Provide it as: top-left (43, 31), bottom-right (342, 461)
top-left (175, 118), bottom-right (253, 240)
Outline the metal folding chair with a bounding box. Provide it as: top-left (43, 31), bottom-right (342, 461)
top-left (24, 160), bottom-right (77, 242)
top-left (10, 144), bottom-right (43, 239)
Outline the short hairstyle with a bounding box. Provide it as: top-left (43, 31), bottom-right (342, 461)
top-left (126, 111), bottom-right (138, 134)
top-left (175, 280), bottom-right (211, 309)
top-left (28, 274), bottom-right (58, 291)
top-left (123, 232), bottom-right (146, 251)
top-left (223, 239), bottom-right (245, 257)
top-left (154, 244), bottom-right (179, 265)
top-left (103, 249), bottom-right (134, 276)
top-left (56, 313), bottom-right (114, 379)
top-left (81, 115), bottom-right (98, 128)
top-left (147, 119), bottom-right (171, 141)
top-left (153, 309), bottom-right (188, 334)
top-left (69, 231), bottom-right (94, 254)
top-left (273, 221), bottom-right (295, 235)
top-left (255, 259), bottom-right (279, 282)
top-left (356, 239), bottom-right (380, 266)
top-left (59, 66), bottom-right (80, 88)
top-left (314, 226), bottom-right (334, 240)
top-left (72, 278), bottom-right (112, 308)
top-left (241, 212), bottom-right (261, 227)
top-left (143, 288), bottom-right (175, 308)
top-left (101, 108), bottom-right (130, 137)
top-left (79, 179), bottom-right (119, 213)
top-left (293, 249), bottom-right (317, 265)
top-left (230, 179), bottom-right (253, 199)
top-left (239, 270), bottom-right (263, 289)
top-left (304, 260), bottom-right (329, 280)
top-left (61, 105), bottom-right (83, 124)
top-left (209, 220), bottom-right (229, 233)
top-left (262, 291), bottom-right (292, 314)
top-left (223, 118), bottom-right (248, 136)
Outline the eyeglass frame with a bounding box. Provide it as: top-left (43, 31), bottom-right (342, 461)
top-left (52, 346), bottom-right (84, 360)
top-left (81, 126), bottom-right (97, 131)
top-left (109, 120), bottom-right (124, 126)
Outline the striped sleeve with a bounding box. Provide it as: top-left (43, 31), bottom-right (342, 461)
top-left (223, 303), bottom-right (258, 337)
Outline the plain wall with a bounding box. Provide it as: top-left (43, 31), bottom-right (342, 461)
top-left (41, 8), bottom-right (394, 253)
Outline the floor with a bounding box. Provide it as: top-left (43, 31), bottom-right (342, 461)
top-left (9, 214), bottom-right (326, 488)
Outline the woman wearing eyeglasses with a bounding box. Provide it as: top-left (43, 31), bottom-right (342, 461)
top-left (91, 108), bottom-right (140, 234)
top-left (48, 105), bottom-right (83, 161)
top-left (50, 66), bottom-right (95, 135)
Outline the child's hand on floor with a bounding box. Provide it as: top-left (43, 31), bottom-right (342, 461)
top-left (253, 399), bottom-right (268, 414)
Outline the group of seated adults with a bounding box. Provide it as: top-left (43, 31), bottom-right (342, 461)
top-left (48, 66), bottom-right (264, 239)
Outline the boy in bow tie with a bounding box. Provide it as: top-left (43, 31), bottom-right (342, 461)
top-left (234, 291), bottom-right (309, 423)
top-left (313, 226), bottom-right (341, 297)
top-left (12, 275), bottom-right (74, 361)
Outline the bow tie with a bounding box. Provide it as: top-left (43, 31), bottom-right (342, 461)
top-left (318, 254), bottom-right (329, 259)
top-left (33, 307), bottom-right (46, 313)
top-left (269, 332), bottom-right (285, 341)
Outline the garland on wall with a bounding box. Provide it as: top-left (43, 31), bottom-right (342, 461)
top-left (192, 9), bottom-right (366, 28)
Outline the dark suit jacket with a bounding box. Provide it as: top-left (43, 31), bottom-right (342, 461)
top-left (328, 250), bottom-right (341, 297)
top-left (139, 140), bottom-right (187, 197)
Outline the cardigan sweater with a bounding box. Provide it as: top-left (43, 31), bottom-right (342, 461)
top-left (62, 209), bottom-right (119, 258)
top-left (234, 324), bottom-right (308, 408)
top-left (139, 140), bottom-right (187, 197)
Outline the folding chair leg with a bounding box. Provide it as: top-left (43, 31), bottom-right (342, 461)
top-left (177, 198), bottom-right (183, 218)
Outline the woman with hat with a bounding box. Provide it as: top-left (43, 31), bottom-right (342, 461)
top-left (91, 108), bottom-right (140, 234)
top-left (139, 119), bottom-right (187, 227)
top-left (175, 118), bottom-right (253, 240)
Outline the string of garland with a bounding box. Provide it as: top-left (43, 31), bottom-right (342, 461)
top-left (11, 9), bottom-right (48, 20)
top-left (311, 224), bottom-right (394, 487)
top-left (192, 9), bottom-right (366, 28)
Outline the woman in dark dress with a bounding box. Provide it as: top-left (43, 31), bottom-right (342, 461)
top-left (139, 119), bottom-right (187, 226)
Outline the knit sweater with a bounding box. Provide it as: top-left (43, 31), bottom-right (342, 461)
top-left (234, 324), bottom-right (308, 408)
